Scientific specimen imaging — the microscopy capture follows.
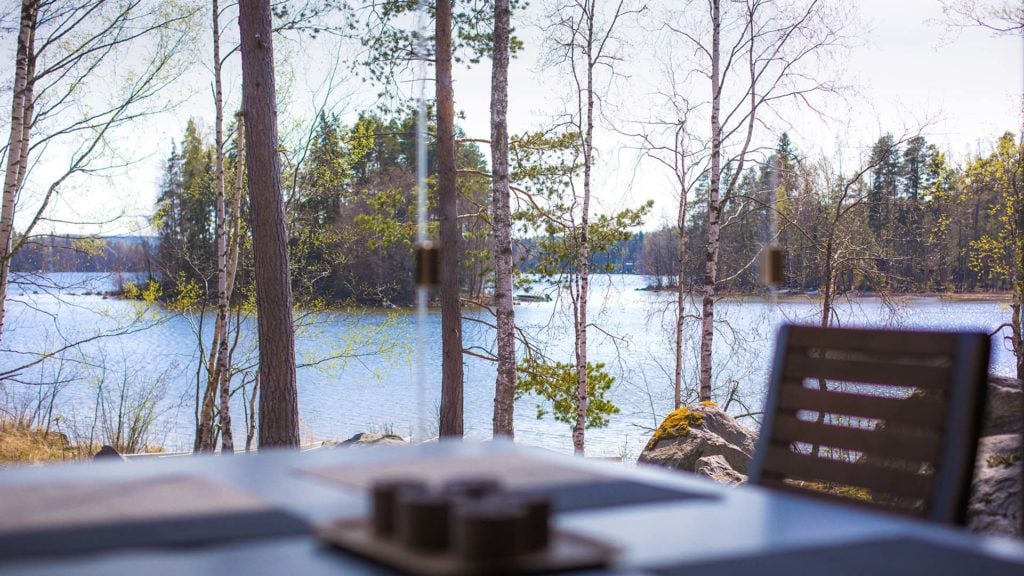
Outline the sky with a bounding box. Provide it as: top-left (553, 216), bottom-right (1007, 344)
top-left (15, 0), bottom-right (1024, 236)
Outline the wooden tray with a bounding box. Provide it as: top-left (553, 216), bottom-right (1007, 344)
top-left (317, 518), bottom-right (618, 575)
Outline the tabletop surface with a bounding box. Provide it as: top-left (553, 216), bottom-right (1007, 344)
top-left (1, 441), bottom-right (1022, 575)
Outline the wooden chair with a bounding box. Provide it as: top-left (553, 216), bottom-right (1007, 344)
top-left (748, 324), bottom-right (990, 525)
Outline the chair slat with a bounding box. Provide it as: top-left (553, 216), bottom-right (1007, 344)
top-left (751, 324), bottom-right (990, 526)
top-left (783, 354), bottom-right (950, 389)
top-left (786, 327), bottom-right (957, 356)
top-left (771, 415), bottom-right (942, 462)
top-left (761, 446), bottom-right (933, 500)
top-left (777, 385), bottom-right (946, 427)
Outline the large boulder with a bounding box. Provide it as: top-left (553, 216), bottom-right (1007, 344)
top-left (967, 433), bottom-right (1021, 536)
top-left (638, 403), bottom-right (756, 482)
top-left (969, 376), bottom-right (1022, 536)
top-left (694, 454), bottom-right (748, 485)
top-left (640, 377), bottom-right (1022, 535)
top-left (323, 432), bottom-right (408, 449)
top-left (983, 375), bottom-right (1022, 437)
top-left (93, 445), bottom-right (125, 461)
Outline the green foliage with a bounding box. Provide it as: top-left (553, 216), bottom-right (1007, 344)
top-left (516, 359), bottom-right (619, 429)
top-left (287, 110), bottom-right (489, 305)
top-left (967, 133), bottom-right (1023, 286)
top-left (154, 119), bottom-right (217, 292)
top-left (167, 273), bottom-right (204, 313)
top-left (122, 280), bottom-right (162, 303)
top-left (72, 237), bottom-right (106, 258)
top-left (639, 131), bottom-right (1020, 295)
top-left (349, 0), bottom-right (527, 103)
top-left (509, 129), bottom-right (652, 279)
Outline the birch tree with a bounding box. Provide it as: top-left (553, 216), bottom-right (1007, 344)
top-left (627, 70), bottom-right (707, 409)
top-left (0, 0), bottom-right (40, 345)
top-left (212, 0), bottom-right (234, 454)
top-left (193, 0), bottom-right (231, 454)
top-left (542, 0), bottom-right (639, 454)
top-left (490, 0), bottom-right (515, 438)
top-left (663, 0), bottom-right (849, 401)
top-left (194, 0), bottom-right (343, 453)
top-left (0, 0), bottom-right (192, 342)
top-left (941, 0), bottom-right (1023, 33)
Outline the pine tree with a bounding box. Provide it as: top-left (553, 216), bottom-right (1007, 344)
top-left (867, 134), bottom-right (900, 234)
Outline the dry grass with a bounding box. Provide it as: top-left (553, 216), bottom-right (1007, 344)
top-left (787, 479), bottom-right (875, 503)
top-left (0, 424), bottom-right (89, 467)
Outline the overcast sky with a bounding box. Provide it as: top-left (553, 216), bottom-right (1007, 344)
top-left (20, 0), bottom-right (1023, 235)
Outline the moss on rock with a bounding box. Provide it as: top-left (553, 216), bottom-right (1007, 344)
top-left (645, 406), bottom-right (705, 451)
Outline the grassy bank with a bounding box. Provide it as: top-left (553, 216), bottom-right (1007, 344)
top-left (0, 424), bottom-right (86, 467)
top-left (0, 422), bottom-right (170, 467)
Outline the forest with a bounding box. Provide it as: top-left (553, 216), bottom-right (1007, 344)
top-left (13, 124), bottom-right (1020, 302)
top-left (144, 124), bottom-right (1024, 303)
top-left (641, 132), bottom-right (1024, 296)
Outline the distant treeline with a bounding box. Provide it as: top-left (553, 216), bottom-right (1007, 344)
top-left (19, 130), bottom-right (1018, 300)
top-left (11, 234), bottom-right (157, 274)
top-left (13, 232), bottom-right (647, 277)
top-left (516, 235), bottom-right (643, 275)
top-left (638, 133), bottom-right (1022, 295)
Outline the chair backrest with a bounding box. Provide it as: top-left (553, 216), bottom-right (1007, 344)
top-left (748, 324), bottom-right (990, 525)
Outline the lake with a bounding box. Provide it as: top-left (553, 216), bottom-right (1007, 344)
top-left (1, 272), bottom-right (1017, 459)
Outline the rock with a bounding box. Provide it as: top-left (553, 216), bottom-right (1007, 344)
top-left (639, 376), bottom-right (1022, 531)
top-left (93, 445), bottom-right (125, 461)
top-left (967, 433), bottom-right (1021, 537)
top-left (324, 432), bottom-right (408, 449)
top-left (982, 376), bottom-right (1022, 437)
top-left (638, 404), bottom-right (756, 481)
top-left (694, 454), bottom-right (748, 485)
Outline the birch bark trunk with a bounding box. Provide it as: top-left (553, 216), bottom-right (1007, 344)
top-left (572, 2), bottom-right (596, 455)
top-left (674, 127), bottom-right (689, 409)
top-left (490, 0), bottom-right (515, 438)
top-left (0, 0), bottom-right (39, 342)
top-left (698, 0), bottom-right (721, 402)
top-left (223, 114), bottom-right (245, 422)
top-left (212, 0), bottom-right (233, 454)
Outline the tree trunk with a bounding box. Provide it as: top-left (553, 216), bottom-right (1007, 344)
top-left (674, 128), bottom-right (689, 409)
top-left (698, 0), bottom-right (721, 402)
top-left (212, 0), bottom-right (233, 454)
top-left (238, 0), bottom-right (299, 448)
top-left (1015, 156), bottom-right (1024, 381)
top-left (811, 235), bottom-right (838, 458)
top-left (436, 0), bottom-right (463, 437)
top-left (246, 373), bottom-right (258, 452)
top-left (222, 114), bottom-right (246, 444)
top-left (490, 0), bottom-right (516, 438)
top-left (573, 3), bottom-right (596, 456)
top-left (1014, 287), bottom-right (1023, 381)
top-left (227, 114), bottom-right (245, 293)
top-left (0, 0), bottom-right (39, 342)
top-left (196, 339), bottom-right (219, 451)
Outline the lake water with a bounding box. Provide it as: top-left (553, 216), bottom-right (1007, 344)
top-left (1, 272), bottom-right (1017, 458)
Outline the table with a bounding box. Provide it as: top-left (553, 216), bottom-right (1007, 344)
top-left (1, 441), bottom-right (1022, 575)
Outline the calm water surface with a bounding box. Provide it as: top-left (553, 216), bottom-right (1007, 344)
top-left (1, 273), bottom-right (1016, 458)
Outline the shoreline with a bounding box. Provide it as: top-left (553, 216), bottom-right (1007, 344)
top-left (637, 285), bottom-right (1013, 303)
